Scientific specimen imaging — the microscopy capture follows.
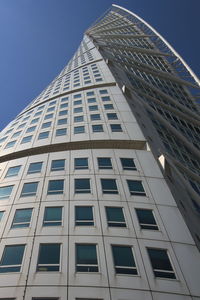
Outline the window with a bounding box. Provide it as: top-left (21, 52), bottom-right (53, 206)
top-left (106, 207), bottom-right (126, 227)
top-left (12, 131), bottom-right (22, 138)
top-left (31, 118), bottom-right (39, 124)
top-left (147, 248), bottom-right (176, 279)
top-left (89, 105), bottom-right (98, 111)
top-left (47, 106), bottom-right (55, 112)
top-left (76, 244), bottom-right (98, 272)
top-left (5, 141), bottom-right (16, 149)
top-left (59, 110), bottom-right (68, 116)
top-left (92, 125), bottom-right (103, 132)
top-left (21, 135), bottom-right (32, 144)
top-left (112, 245), bottom-right (137, 275)
top-left (74, 107), bottom-right (83, 113)
top-left (11, 208), bottom-right (32, 228)
top-left (110, 124), bottom-right (122, 132)
top-left (37, 244), bottom-right (60, 271)
top-left (27, 162), bottom-right (43, 174)
top-left (5, 166), bottom-right (21, 177)
top-left (107, 113), bottom-right (118, 120)
top-left (61, 97), bottom-right (68, 102)
top-left (42, 122), bottom-right (51, 129)
top-left (38, 131), bottom-right (49, 140)
top-left (26, 126), bottom-right (36, 133)
top-left (44, 113), bottom-right (53, 119)
top-left (0, 211), bottom-right (4, 221)
top-left (75, 206), bottom-right (94, 226)
top-left (75, 179), bottom-right (90, 193)
top-left (0, 245), bottom-right (25, 272)
top-left (51, 159), bottom-right (65, 171)
top-left (0, 185), bottom-right (14, 199)
top-left (127, 180), bottom-right (146, 196)
top-left (120, 158), bottom-right (136, 170)
top-left (74, 100), bottom-right (82, 106)
top-left (99, 89), bottom-right (108, 94)
top-left (57, 118), bottom-right (67, 125)
top-left (73, 93), bottom-right (81, 99)
top-left (87, 98), bottom-right (96, 103)
top-left (21, 182), bottom-right (38, 197)
top-left (74, 158), bottom-right (88, 169)
top-left (74, 126), bottom-right (85, 134)
top-left (49, 100), bottom-right (57, 105)
top-left (43, 207), bottom-right (62, 226)
top-left (18, 122), bottom-right (26, 128)
top-left (104, 104), bottom-right (114, 110)
top-left (60, 103), bottom-right (68, 109)
top-left (56, 128), bottom-right (67, 136)
top-left (86, 91), bottom-right (94, 96)
top-left (135, 209), bottom-right (158, 230)
top-left (47, 180), bottom-right (64, 195)
top-left (101, 96), bottom-right (110, 101)
top-left (98, 158), bottom-right (112, 169)
top-left (90, 114), bottom-right (101, 121)
top-left (101, 179), bottom-right (118, 194)
top-left (74, 116), bottom-right (84, 122)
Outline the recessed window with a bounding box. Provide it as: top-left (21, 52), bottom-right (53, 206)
top-left (37, 244), bottom-right (60, 272)
top-left (107, 113), bottom-right (118, 120)
top-left (0, 211), bottom-right (4, 221)
top-left (47, 180), bottom-right (64, 195)
top-left (86, 91), bottom-right (94, 97)
top-left (42, 122), bottom-right (51, 129)
top-left (31, 118), bottom-right (39, 124)
top-left (27, 162), bottom-right (43, 174)
top-left (12, 131), bottom-right (22, 138)
top-left (74, 100), bottom-right (82, 106)
top-left (74, 107), bottom-right (83, 113)
top-left (0, 245), bottom-right (25, 273)
top-left (73, 93), bottom-right (81, 99)
top-left (90, 114), bottom-right (101, 121)
top-left (59, 110), bottom-right (68, 116)
top-left (49, 100), bottom-right (57, 105)
top-left (127, 180), bottom-right (146, 196)
top-left (57, 118), bottom-right (67, 125)
top-left (51, 159), bottom-right (65, 171)
top-left (75, 206), bottom-right (94, 226)
top-left (104, 104), bottom-right (114, 110)
top-left (120, 158), bottom-right (136, 170)
top-left (147, 248), bottom-right (176, 279)
top-left (110, 124), bottom-right (122, 132)
top-left (74, 158), bottom-right (88, 169)
top-left (106, 207), bottom-right (126, 227)
top-left (87, 98), bottom-right (96, 103)
top-left (99, 89), bottom-right (108, 94)
top-left (89, 105), bottom-right (98, 111)
top-left (0, 185), bottom-right (14, 200)
top-left (98, 158), bottom-right (112, 169)
top-left (26, 126), bottom-right (36, 133)
top-left (34, 111), bottom-right (42, 117)
top-left (76, 244), bottom-right (98, 272)
top-left (56, 128), bottom-right (67, 136)
top-left (92, 125), bottom-right (103, 132)
top-left (38, 131), bottom-right (49, 140)
top-left (101, 96), bottom-right (110, 101)
top-left (5, 166), bottom-right (21, 177)
top-left (21, 182), bottom-right (38, 197)
top-left (11, 208), bottom-right (32, 228)
top-left (18, 122), bottom-right (26, 128)
top-left (74, 126), bottom-right (85, 134)
top-left (5, 141), bottom-right (16, 149)
top-left (75, 179), bottom-right (91, 193)
top-left (21, 135), bottom-right (32, 144)
top-left (44, 114), bottom-right (53, 120)
top-left (74, 116), bottom-right (84, 122)
top-left (61, 97), bottom-right (68, 102)
top-left (101, 179), bottom-right (118, 194)
top-left (112, 245), bottom-right (137, 275)
top-left (47, 106), bottom-right (55, 112)
top-left (135, 209), bottom-right (158, 230)
top-left (43, 207), bottom-right (62, 226)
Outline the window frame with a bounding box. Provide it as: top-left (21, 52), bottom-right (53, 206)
top-left (76, 244), bottom-right (98, 272)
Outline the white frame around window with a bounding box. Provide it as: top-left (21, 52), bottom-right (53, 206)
top-left (112, 245), bottom-right (138, 275)
top-left (76, 244), bottom-right (99, 272)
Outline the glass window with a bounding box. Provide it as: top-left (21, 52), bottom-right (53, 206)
top-left (21, 182), bottom-right (38, 197)
top-left (87, 98), bottom-right (96, 103)
top-left (47, 180), bottom-right (64, 195)
top-left (99, 89), bottom-right (108, 94)
top-left (101, 96), bottom-right (110, 101)
top-left (106, 207), bottom-right (126, 227)
top-left (107, 113), bottom-right (118, 120)
top-left (27, 162), bottom-right (42, 174)
top-left (127, 180), bottom-right (146, 196)
top-left (0, 185), bottom-right (14, 199)
top-left (135, 209), bottom-right (158, 230)
top-left (38, 131), bottom-right (49, 140)
top-left (104, 104), bottom-right (114, 110)
top-left (0, 245), bottom-right (25, 272)
top-left (59, 110), bottom-right (68, 116)
top-left (75, 206), bottom-right (94, 226)
top-left (37, 244), bottom-right (60, 271)
top-left (74, 126), bottom-right (85, 134)
top-left (11, 208), bottom-right (32, 228)
top-left (12, 131), bottom-right (22, 138)
top-left (76, 244), bottom-right (98, 272)
top-left (89, 105), bottom-right (98, 111)
top-left (112, 245), bottom-right (137, 275)
top-left (44, 113), bottom-right (53, 119)
top-left (57, 118), bottom-right (67, 125)
top-left (0, 211), bottom-right (4, 221)
top-left (92, 125), bottom-right (103, 132)
top-left (90, 114), bottom-right (101, 121)
top-left (74, 100), bottom-right (82, 106)
top-left (120, 158), bottom-right (136, 170)
top-left (5, 166), bottom-right (21, 177)
top-left (56, 128), bottom-right (67, 136)
top-left (26, 126), bottom-right (36, 133)
top-left (110, 124), bottom-right (122, 132)
top-left (31, 118), bottom-right (39, 124)
top-left (75, 179), bottom-right (90, 193)
top-left (101, 179), bottom-right (118, 194)
top-left (49, 100), bottom-right (57, 105)
top-left (42, 122), bottom-right (51, 129)
top-left (43, 207), bottom-right (62, 226)
top-left (47, 106), bottom-right (55, 112)
top-left (61, 97), bottom-right (68, 102)
top-left (34, 111), bottom-right (42, 116)
top-left (86, 91), bottom-right (94, 96)
top-left (74, 107), bottom-right (83, 113)
top-left (18, 122), bottom-right (26, 128)
top-left (60, 103), bottom-right (68, 109)
top-left (51, 159), bottom-right (65, 171)
top-left (74, 158), bottom-right (88, 170)
top-left (73, 93), bottom-right (81, 99)
top-left (147, 248), bottom-right (176, 279)
top-left (74, 116), bottom-right (84, 122)
top-left (98, 158), bottom-right (112, 169)
top-left (21, 135), bottom-right (32, 144)
top-left (5, 141), bottom-right (16, 149)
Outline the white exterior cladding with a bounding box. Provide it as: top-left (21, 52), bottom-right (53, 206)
top-left (0, 5), bottom-right (200, 300)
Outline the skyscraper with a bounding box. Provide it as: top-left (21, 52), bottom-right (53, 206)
top-left (0, 4), bottom-right (199, 300)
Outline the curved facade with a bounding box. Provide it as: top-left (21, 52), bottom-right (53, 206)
top-left (0, 5), bottom-right (200, 300)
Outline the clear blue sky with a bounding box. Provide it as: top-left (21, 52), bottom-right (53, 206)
top-left (0, 0), bottom-right (199, 131)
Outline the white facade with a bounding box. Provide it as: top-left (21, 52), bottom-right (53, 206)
top-left (0, 5), bottom-right (200, 300)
